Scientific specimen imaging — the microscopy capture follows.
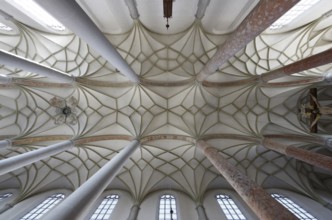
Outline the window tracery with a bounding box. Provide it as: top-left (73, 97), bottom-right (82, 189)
top-left (21, 193), bottom-right (65, 220)
top-left (90, 194), bottom-right (119, 220)
top-left (216, 194), bottom-right (246, 220)
top-left (271, 193), bottom-right (317, 220)
top-left (159, 194), bottom-right (177, 220)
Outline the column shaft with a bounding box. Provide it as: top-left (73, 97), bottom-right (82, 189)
top-left (127, 204), bottom-right (140, 220)
top-left (196, 205), bottom-right (208, 220)
top-left (260, 48), bottom-right (332, 83)
top-left (43, 140), bottom-right (139, 220)
top-left (263, 134), bottom-right (326, 146)
top-left (124, 0), bottom-right (139, 19)
top-left (0, 141), bottom-right (73, 176)
top-left (0, 203), bottom-right (13, 215)
top-left (197, 140), bottom-right (297, 220)
top-left (263, 138), bottom-right (332, 171)
top-left (196, 0), bottom-right (211, 19)
top-left (197, 0), bottom-right (299, 81)
top-left (0, 50), bottom-right (74, 83)
top-left (36, 0), bottom-right (139, 83)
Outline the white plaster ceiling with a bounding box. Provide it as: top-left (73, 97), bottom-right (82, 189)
top-left (0, 0), bottom-right (331, 205)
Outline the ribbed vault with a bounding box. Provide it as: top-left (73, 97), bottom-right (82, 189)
top-left (0, 2), bottom-right (331, 210)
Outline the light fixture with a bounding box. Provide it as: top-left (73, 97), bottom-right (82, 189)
top-left (163, 0), bottom-right (173, 29)
top-left (270, 0), bottom-right (321, 30)
top-left (50, 96), bottom-right (78, 126)
top-left (6, 0), bottom-right (65, 31)
top-left (0, 22), bottom-right (12, 31)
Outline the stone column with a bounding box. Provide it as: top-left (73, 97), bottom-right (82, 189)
top-left (0, 141), bottom-right (73, 176)
top-left (196, 140), bottom-right (297, 220)
top-left (43, 140), bottom-right (140, 220)
top-left (124, 0), bottom-right (139, 19)
top-left (0, 140), bottom-right (11, 149)
top-left (197, 0), bottom-right (299, 81)
top-left (263, 134), bottom-right (330, 146)
top-left (195, 0), bottom-right (211, 19)
top-left (260, 48), bottom-right (332, 83)
top-left (127, 204), bottom-right (140, 220)
top-left (0, 203), bottom-right (14, 215)
top-left (0, 50), bottom-right (74, 83)
top-left (36, 0), bottom-right (139, 83)
top-left (262, 138), bottom-right (332, 172)
top-left (196, 204), bottom-right (208, 220)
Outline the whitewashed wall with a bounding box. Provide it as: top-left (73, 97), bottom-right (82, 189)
top-left (0, 188), bottom-right (332, 219)
top-left (0, 189), bottom-right (71, 220)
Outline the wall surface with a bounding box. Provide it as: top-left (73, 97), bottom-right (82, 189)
top-left (138, 190), bottom-right (198, 220)
top-left (0, 189), bottom-right (72, 220)
top-left (1, 188), bottom-right (332, 219)
top-left (203, 189), bottom-right (258, 220)
top-left (83, 189), bottom-right (134, 220)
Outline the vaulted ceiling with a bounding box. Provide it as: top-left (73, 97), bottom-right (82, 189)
top-left (0, 0), bottom-right (331, 205)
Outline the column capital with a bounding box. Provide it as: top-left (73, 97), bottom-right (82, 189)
top-left (131, 204), bottom-right (140, 210)
top-left (196, 140), bottom-right (210, 151)
top-left (124, 0), bottom-right (140, 19)
top-left (195, 0), bottom-right (211, 20)
top-left (324, 137), bottom-right (332, 149)
top-left (0, 139), bottom-right (12, 149)
top-left (324, 72), bottom-right (332, 83)
top-left (195, 203), bottom-right (204, 209)
top-left (0, 75), bottom-right (13, 84)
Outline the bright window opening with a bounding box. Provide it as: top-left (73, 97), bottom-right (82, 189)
top-left (0, 22), bottom-right (12, 31)
top-left (216, 194), bottom-right (246, 220)
top-left (271, 193), bottom-right (317, 220)
top-left (0, 193), bottom-right (12, 200)
top-left (90, 195), bottom-right (119, 220)
top-left (270, 0), bottom-right (321, 30)
top-left (20, 193), bottom-right (65, 220)
top-left (159, 194), bottom-right (177, 220)
top-left (6, 0), bottom-right (65, 31)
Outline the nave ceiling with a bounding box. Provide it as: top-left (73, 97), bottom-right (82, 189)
top-left (0, 0), bottom-right (331, 205)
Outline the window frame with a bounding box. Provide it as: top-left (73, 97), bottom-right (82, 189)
top-left (0, 189), bottom-right (19, 205)
top-left (89, 194), bottom-right (120, 220)
top-left (158, 194), bottom-right (178, 220)
top-left (215, 194), bottom-right (246, 220)
top-left (271, 193), bottom-right (317, 220)
top-left (0, 192), bottom-right (13, 201)
top-left (20, 193), bottom-right (65, 220)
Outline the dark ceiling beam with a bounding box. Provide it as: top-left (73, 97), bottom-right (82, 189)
top-left (36, 0), bottom-right (140, 83)
top-left (197, 0), bottom-right (300, 82)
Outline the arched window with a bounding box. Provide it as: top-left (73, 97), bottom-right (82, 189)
top-left (21, 193), bottom-right (65, 220)
top-left (0, 193), bottom-right (12, 200)
top-left (216, 194), bottom-right (246, 220)
top-left (90, 194), bottom-right (119, 220)
top-left (271, 193), bottom-right (317, 220)
top-left (159, 194), bottom-right (177, 220)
